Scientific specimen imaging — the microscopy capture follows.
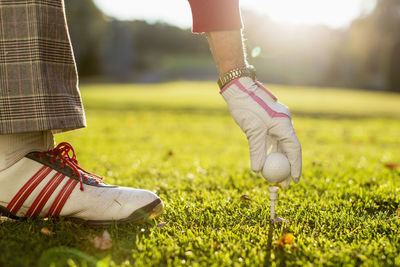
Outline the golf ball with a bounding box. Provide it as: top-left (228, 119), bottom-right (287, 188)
top-left (262, 152), bottom-right (291, 183)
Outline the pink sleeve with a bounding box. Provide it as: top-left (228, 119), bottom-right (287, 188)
top-left (188, 0), bottom-right (243, 33)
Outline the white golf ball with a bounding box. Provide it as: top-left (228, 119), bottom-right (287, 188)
top-left (262, 152), bottom-right (291, 183)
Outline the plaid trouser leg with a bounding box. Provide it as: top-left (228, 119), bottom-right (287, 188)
top-left (0, 0), bottom-right (86, 134)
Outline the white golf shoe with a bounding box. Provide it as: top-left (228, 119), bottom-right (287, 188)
top-left (0, 142), bottom-right (164, 225)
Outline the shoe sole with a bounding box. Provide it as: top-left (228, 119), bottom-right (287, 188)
top-left (0, 198), bottom-right (164, 226)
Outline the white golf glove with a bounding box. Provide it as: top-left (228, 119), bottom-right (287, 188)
top-left (221, 77), bottom-right (302, 186)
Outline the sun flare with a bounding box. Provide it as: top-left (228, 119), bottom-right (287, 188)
top-left (242, 0), bottom-right (376, 28)
top-left (93, 0), bottom-right (376, 29)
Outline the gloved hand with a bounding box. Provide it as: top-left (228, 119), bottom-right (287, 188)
top-left (220, 77), bottom-right (302, 187)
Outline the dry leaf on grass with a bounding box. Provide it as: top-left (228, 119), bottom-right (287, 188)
top-left (156, 222), bottom-right (167, 228)
top-left (93, 230), bottom-right (112, 250)
top-left (384, 163), bottom-right (400, 170)
top-left (0, 217), bottom-right (12, 223)
top-left (240, 195), bottom-right (252, 201)
top-left (185, 251), bottom-right (193, 256)
top-left (40, 227), bottom-right (54, 236)
top-left (275, 233), bottom-right (294, 248)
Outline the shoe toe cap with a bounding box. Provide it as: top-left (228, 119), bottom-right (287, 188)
top-left (117, 187), bottom-right (163, 220)
top-left (124, 188), bottom-right (160, 206)
top-left (62, 185), bottom-right (163, 223)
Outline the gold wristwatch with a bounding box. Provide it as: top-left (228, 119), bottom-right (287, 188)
top-left (217, 65), bottom-right (257, 89)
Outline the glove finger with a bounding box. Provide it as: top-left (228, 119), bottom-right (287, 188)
top-left (281, 177), bottom-right (292, 188)
top-left (248, 128), bottom-right (268, 172)
top-left (270, 120), bottom-right (302, 182)
top-left (266, 135), bottom-right (278, 154)
top-left (277, 140), bottom-right (284, 154)
top-left (275, 140), bottom-right (292, 187)
top-left (280, 134), bottom-right (302, 182)
top-left (275, 141), bottom-right (293, 187)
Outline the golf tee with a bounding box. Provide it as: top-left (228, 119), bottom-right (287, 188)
top-left (269, 186), bottom-right (279, 221)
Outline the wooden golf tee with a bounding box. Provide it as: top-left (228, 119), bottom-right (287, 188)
top-left (269, 186), bottom-right (279, 222)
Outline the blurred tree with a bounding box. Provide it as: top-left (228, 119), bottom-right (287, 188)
top-left (99, 20), bottom-right (135, 82)
top-left (347, 0), bottom-right (400, 91)
top-left (129, 20), bottom-right (209, 71)
top-left (64, 0), bottom-right (210, 82)
top-left (389, 43), bottom-right (400, 92)
top-left (63, 0), bottom-right (399, 90)
top-left (64, 0), bottom-right (107, 76)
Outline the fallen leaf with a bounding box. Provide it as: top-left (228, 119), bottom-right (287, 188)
top-left (384, 163), bottom-right (400, 170)
top-left (213, 241), bottom-right (218, 250)
top-left (0, 217), bottom-right (12, 223)
top-left (93, 230), bottom-right (112, 250)
top-left (156, 222), bottom-right (167, 228)
top-left (397, 208), bottom-right (400, 216)
top-left (275, 233), bottom-right (294, 248)
top-left (185, 251), bottom-right (193, 256)
top-left (40, 227), bottom-right (55, 236)
top-left (240, 195), bottom-right (252, 201)
top-left (355, 253), bottom-right (367, 261)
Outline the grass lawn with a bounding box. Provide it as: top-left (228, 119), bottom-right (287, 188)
top-left (1, 82), bottom-right (400, 266)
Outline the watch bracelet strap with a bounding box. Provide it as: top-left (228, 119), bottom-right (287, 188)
top-left (217, 66), bottom-right (257, 89)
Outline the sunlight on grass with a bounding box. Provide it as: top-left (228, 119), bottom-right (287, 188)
top-left (81, 82), bottom-right (400, 118)
top-left (1, 82), bottom-right (399, 266)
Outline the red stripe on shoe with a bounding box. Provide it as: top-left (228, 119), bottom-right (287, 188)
top-left (45, 179), bottom-right (73, 217)
top-left (7, 166), bottom-right (52, 215)
top-left (53, 180), bottom-right (78, 217)
top-left (33, 174), bottom-right (66, 217)
top-left (6, 166), bottom-right (48, 211)
top-left (46, 179), bottom-right (77, 217)
top-left (25, 173), bottom-right (65, 217)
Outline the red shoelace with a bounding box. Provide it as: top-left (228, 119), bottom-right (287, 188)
top-left (37, 142), bottom-right (103, 191)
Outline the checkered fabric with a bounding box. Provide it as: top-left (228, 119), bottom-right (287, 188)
top-left (0, 0), bottom-right (86, 134)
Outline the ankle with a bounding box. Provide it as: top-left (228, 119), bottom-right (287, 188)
top-left (0, 131), bottom-right (54, 171)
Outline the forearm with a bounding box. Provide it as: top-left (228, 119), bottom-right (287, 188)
top-left (206, 30), bottom-right (247, 77)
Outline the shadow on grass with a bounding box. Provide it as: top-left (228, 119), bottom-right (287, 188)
top-left (0, 217), bottom-right (155, 267)
top-left (264, 220), bottom-right (293, 267)
top-left (38, 246), bottom-right (98, 267)
top-left (263, 220), bottom-right (275, 267)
